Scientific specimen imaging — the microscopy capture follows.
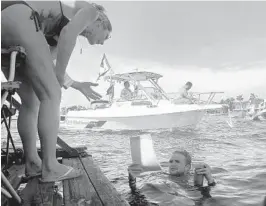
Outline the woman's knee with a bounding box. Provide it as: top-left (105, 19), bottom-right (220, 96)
top-left (37, 84), bottom-right (62, 103)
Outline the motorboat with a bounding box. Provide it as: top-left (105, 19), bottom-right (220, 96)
top-left (62, 71), bottom-right (224, 130)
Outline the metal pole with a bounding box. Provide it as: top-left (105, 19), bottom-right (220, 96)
top-left (1, 187), bottom-right (12, 199)
top-left (1, 172), bottom-right (22, 204)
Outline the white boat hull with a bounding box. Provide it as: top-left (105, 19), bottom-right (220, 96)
top-left (63, 110), bottom-right (205, 130)
top-left (63, 102), bottom-right (222, 130)
top-left (251, 109), bottom-right (266, 121)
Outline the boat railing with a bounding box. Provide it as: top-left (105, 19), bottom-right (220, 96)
top-left (170, 91), bottom-right (224, 105)
top-left (193, 92), bottom-right (224, 104)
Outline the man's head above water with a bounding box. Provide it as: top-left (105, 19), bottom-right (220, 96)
top-left (169, 150), bottom-right (192, 176)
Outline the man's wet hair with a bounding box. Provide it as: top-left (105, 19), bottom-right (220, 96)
top-left (173, 150), bottom-right (192, 166)
top-left (185, 82), bottom-right (193, 87)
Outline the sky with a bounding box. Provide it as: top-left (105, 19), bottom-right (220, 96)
top-left (62, 1), bottom-right (266, 107)
top-left (2, 1), bottom-right (265, 106)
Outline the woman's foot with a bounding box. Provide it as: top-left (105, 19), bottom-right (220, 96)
top-left (41, 162), bottom-right (83, 182)
top-left (25, 158), bottom-right (42, 178)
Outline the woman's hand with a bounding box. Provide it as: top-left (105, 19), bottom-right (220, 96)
top-left (71, 81), bottom-right (102, 101)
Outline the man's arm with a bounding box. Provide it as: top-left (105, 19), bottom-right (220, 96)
top-left (128, 172), bottom-right (137, 192)
top-left (128, 164), bottom-right (145, 192)
top-left (55, 5), bottom-right (99, 86)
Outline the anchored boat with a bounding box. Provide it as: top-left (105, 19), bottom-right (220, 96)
top-left (63, 71), bottom-right (223, 130)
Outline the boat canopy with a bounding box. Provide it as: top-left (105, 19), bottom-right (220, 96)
top-left (104, 71), bottom-right (162, 82)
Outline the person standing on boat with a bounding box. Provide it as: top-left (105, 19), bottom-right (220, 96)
top-left (120, 81), bottom-right (137, 101)
top-left (128, 150), bottom-right (216, 205)
top-left (1, 0), bottom-right (112, 182)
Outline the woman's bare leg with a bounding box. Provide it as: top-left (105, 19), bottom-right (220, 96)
top-left (1, 5), bottom-right (80, 181)
top-left (17, 79), bottom-right (42, 176)
top-left (2, 64), bottom-right (42, 176)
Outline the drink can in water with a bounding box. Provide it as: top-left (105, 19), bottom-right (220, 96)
top-left (194, 164), bottom-right (205, 186)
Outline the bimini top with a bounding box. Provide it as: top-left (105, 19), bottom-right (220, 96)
top-left (104, 71), bottom-right (163, 82)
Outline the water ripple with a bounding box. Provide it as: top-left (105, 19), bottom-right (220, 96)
top-left (2, 115), bottom-right (266, 206)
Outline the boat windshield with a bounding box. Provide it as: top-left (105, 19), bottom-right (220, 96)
top-left (115, 79), bottom-right (168, 103)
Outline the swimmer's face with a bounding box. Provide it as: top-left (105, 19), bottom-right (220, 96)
top-left (169, 153), bottom-right (189, 176)
top-left (84, 21), bottom-right (111, 45)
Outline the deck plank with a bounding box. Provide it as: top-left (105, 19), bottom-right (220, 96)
top-left (80, 156), bottom-right (130, 206)
top-left (62, 157), bottom-right (102, 206)
top-left (20, 178), bottom-right (55, 206)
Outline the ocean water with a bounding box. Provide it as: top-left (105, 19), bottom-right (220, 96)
top-left (2, 115), bottom-right (266, 205)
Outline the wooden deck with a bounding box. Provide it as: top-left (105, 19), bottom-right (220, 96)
top-left (1, 149), bottom-right (130, 206)
top-left (63, 156), bottom-right (129, 206)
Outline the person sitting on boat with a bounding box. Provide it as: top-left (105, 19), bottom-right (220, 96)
top-left (120, 81), bottom-right (137, 101)
top-left (173, 81), bottom-right (196, 104)
top-left (1, 0), bottom-right (112, 182)
top-left (128, 150), bottom-right (216, 205)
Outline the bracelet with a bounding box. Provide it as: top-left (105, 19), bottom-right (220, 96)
top-left (63, 74), bottom-right (74, 89)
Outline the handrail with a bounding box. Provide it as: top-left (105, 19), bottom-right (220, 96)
top-left (149, 79), bottom-right (170, 100)
top-left (1, 51), bottom-right (18, 108)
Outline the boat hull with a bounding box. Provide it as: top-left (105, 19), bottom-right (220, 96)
top-left (251, 109), bottom-right (266, 121)
top-left (62, 103), bottom-right (221, 130)
top-left (62, 110), bottom-right (205, 130)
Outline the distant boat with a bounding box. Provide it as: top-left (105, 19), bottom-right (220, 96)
top-left (249, 99), bottom-right (266, 120)
top-left (230, 98), bottom-right (266, 121)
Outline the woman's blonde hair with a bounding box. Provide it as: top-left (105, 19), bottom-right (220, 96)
top-left (75, 1), bottom-right (112, 32)
top-left (92, 3), bottom-right (112, 32)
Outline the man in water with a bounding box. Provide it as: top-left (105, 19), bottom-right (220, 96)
top-left (128, 150), bottom-right (216, 206)
top-left (173, 81), bottom-right (196, 104)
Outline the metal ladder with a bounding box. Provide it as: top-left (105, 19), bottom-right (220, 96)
top-left (1, 46), bottom-right (26, 205)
